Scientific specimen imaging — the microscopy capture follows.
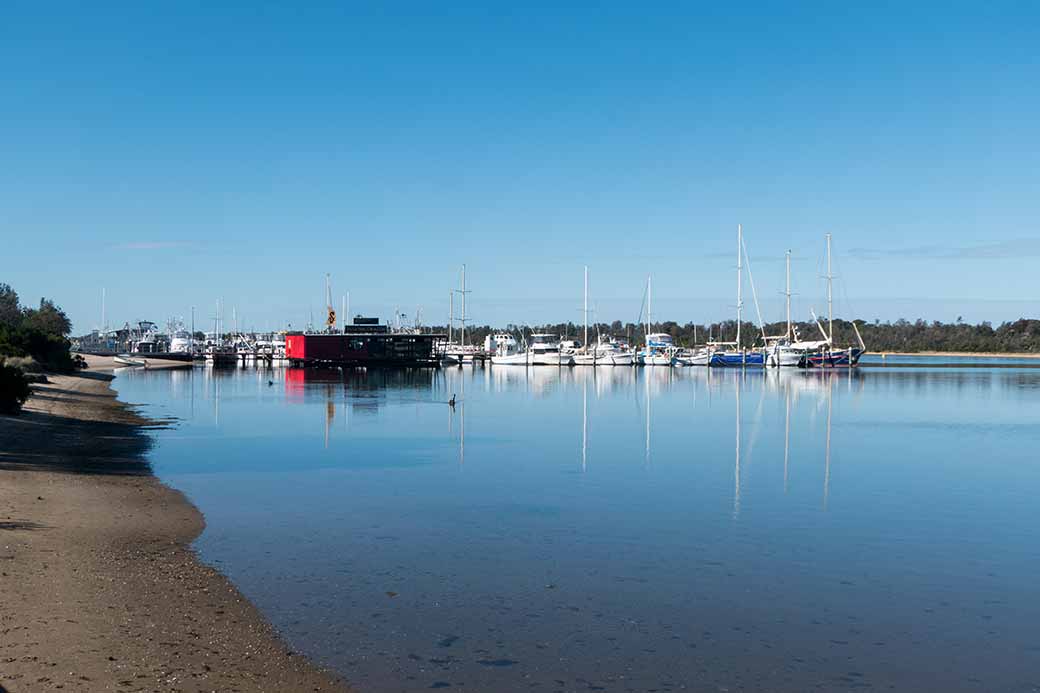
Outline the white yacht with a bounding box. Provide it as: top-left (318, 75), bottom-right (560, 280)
top-left (639, 332), bottom-right (675, 366)
top-left (169, 329), bottom-right (194, 355)
top-left (491, 333), bottom-right (573, 366)
top-left (484, 333), bottom-right (520, 358)
top-left (530, 333), bottom-right (572, 365)
top-left (575, 338), bottom-right (635, 366)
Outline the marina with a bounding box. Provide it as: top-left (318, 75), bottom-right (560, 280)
top-left (5, 5), bottom-right (1038, 691)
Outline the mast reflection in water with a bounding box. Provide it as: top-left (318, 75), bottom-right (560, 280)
top-left (115, 364), bottom-right (1040, 693)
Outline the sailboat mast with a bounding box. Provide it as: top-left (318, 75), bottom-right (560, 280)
top-left (736, 224), bottom-right (743, 349)
top-left (646, 275), bottom-right (652, 339)
top-left (583, 265), bottom-right (589, 350)
top-left (101, 287), bottom-right (106, 333)
top-left (448, 291), bottom-right (453, 343)
top-left (460, 264), bottom-right (467, 347)
top-left (785, 249), bottom-right (792, 340)
top-left (826, 233), bottom-right (833, 342)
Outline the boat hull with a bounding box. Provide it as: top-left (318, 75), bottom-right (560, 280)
top-left (709, 351), bottom-right (766, 367)
top-left (804, 348), bottom-right (864, 368)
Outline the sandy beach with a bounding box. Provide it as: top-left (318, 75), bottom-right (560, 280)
top-left (0, 356), bottom-right (349, 692)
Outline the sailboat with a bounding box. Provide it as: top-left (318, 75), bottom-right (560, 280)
top-left (766, 250), bottom-right (829, 366)
top-left (709, 225), bottom-right (766, 367)
top-left (442, 265), bottom-right (481, 364)
top-left (573, 266), bottom-right (597, 366)
top-left (803, 234), bottom-right (867, 368)
top-left (638, 275), bottom-right (675, 366)
top-left (572, 267), bottom-right (635, 366)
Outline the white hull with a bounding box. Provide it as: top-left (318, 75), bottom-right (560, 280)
top-left (491, 352), bottom-right (530, 365)
top-left (530, 354), bottom-right (573, 366)
top-left (641, 354), bottom-right (673, 366)
top-left (768, 350), bottom-right (805, 367)
top-left (675, 350), bottom-right (711, 366)
top-left (114, 355), bottom-right (146, 367)
top-left (490, 352), bottom-right (573, 366)
top-left (602, 352), bottom-right (634, 366)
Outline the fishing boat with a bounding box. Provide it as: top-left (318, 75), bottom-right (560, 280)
top-left (709, 224), bottom-right (766, 367)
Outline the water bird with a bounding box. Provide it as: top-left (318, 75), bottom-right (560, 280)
top-left (267, 380), bottom-right (274, 386)
top-left (449, 394), bottom-right (456, 407)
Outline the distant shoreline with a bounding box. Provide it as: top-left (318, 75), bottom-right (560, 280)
top-left (874, 351), bottom-right (1040, 359)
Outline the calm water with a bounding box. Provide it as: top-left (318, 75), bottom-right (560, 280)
top-left (115, 364), bottom-right (1040, 692)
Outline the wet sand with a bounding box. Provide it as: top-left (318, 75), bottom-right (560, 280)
top-left (0, 356), bottom-right (350, 692)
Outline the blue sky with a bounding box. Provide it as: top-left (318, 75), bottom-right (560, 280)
top-left (2, 2), bottom-right (1038, 333)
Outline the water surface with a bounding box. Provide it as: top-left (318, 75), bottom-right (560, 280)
top-left (116, 364), bottom-right (1040, 692)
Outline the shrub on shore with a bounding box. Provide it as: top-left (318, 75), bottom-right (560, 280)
top-left (0, 283), bottom-right (76, 373)
top-left (0, 362), bottom-right (31, 414)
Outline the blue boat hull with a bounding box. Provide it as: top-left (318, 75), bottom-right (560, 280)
top-left (804, 348), bottom-right (864, 368)
top-left (709, 351), bottom-right (766, 367)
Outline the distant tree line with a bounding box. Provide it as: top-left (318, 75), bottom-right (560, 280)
top-left (428, 316), bottom-right (1040, 354)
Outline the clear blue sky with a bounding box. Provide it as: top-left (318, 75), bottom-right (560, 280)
top-left (2, 1), bottom-right (1038, 333)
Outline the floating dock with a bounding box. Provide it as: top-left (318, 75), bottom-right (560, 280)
top-left (286, 317), bottom-right (445, 368)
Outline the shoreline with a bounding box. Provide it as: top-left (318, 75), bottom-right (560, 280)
top-left (0, 356), bottom-right (350, 692)
top-left (872, 351), bottom-right (1040, 358)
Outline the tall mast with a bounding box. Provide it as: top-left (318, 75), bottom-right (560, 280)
top-left (341, 294), bottom-right (346, 333)
top-left (826, 233), bottom-right (834, 342)
top-left (453, 264), bottom-right (470, 347)
top-left (101, 287), bottom-right (106, 333)
top-left (736, 224), bottom-right (743, 349)
top-left (785, 249), bottom-right (792, 340)
top-left (448, 291), bottom-right (453, 343)
top-left (583, 265), bottom-right (589, 349)
top-left (646, 274), bottom-right (652, 339)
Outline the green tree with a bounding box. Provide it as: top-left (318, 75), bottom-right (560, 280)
top-left (0, 283), bottom-right (20, 328)
top-left (22, 298), bottom-right (71, 337)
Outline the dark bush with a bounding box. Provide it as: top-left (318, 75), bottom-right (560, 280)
top-left (0, 363), bottom-right (31, 414)
top-left (0, 324), bottom-right (76, 373)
